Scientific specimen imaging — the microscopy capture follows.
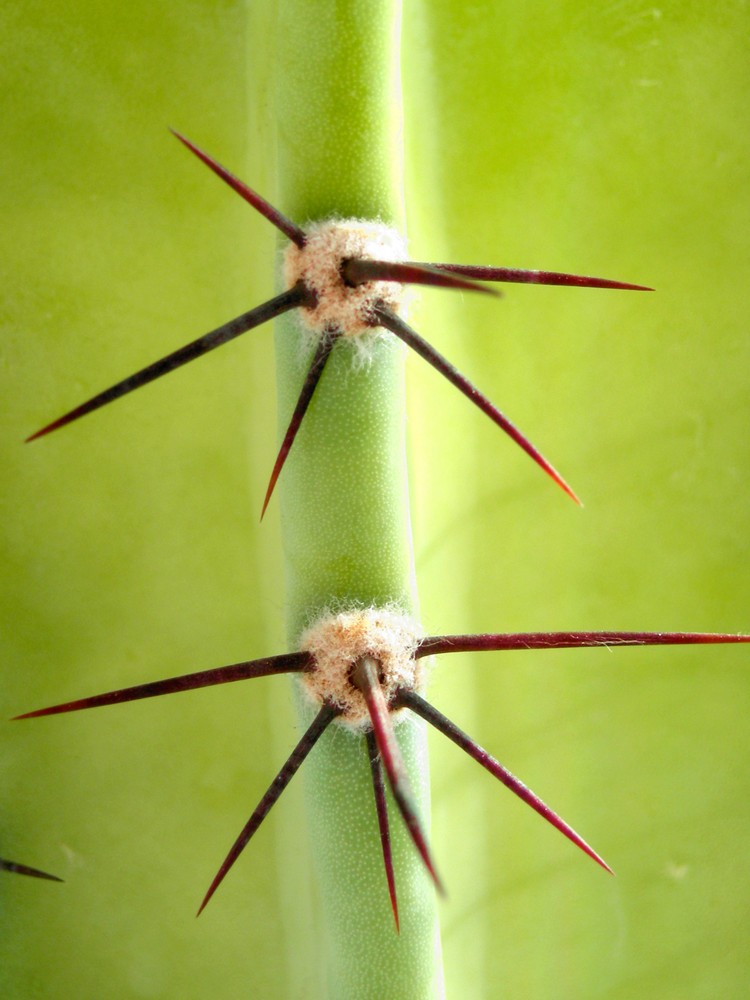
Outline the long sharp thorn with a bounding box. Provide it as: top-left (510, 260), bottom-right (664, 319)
top-left (365, 729), bottom-right (399, 931)
top-left (342, 258), bottom-right (499, 297)
top-left (397, 689), bottom-right (612, 874)
top-left (374, 305), bottom-right (580, 504)
top-left (13, 652), bottom-right (311, 720)
top-left (27, 285), bottom-right (309, 442)
top-left (423, 263), bottom-right (653, 292)
top-left (415, 631), bottom-right (750, 658)
top-left (197, 702), bottom-right (339, 915)
top-left (351, 657), bottom-right (444, 894)
top-left (261, 331), bottom-right (339, 519)
top-left (171, 130), bottom-right (306, 247)
top-left (0, 858), bottom-right (64, 882)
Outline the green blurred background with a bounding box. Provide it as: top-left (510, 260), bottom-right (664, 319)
top-left (2, 1), bottom-right (748, 997)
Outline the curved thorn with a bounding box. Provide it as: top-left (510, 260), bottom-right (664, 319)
top-left (365, 729), bottom-right (399, 931)
top-left (27, 285), bottom-right (309, 442)
top-left (261, 331), bottom-right (339, 519)
top-left (423, 263), bottom-right (653, 292)
top-left (171, 130), bottom-right (306, 247)
top-left (397, 689), bottom-right (612, 874)
top-left (351, 657), bottom-right (444, 895)
top-left (0, 858), bottom-right (64, 882)
top-left (415, 631), bottom-right (750, 658)
top-left (197, 702), bottom-right (339, 915)
top-left (342, 259), bottom-right (499, 297)
top-left (13, 652), bottom-right (310, 720)
top-left (374, 305), bottom-right (580, 505)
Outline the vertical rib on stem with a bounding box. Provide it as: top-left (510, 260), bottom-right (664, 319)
top-left (273, 2), bottom-right (442, 997)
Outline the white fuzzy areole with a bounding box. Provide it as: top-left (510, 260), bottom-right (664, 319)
top-left (283, 219), bottom-right (408, 338)
top-left (299, 608), bottom-right (425, 729)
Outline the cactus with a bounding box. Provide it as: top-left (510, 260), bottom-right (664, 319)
top-left (1, 1), bottom-right (750, 996)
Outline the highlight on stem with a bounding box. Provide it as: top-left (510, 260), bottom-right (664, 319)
top-left (14, 609), bottom-right (748, 928)
top-left (27, 132), bottom-right (651, 515)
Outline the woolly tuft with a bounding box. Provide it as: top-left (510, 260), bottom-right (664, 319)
top-left (299, 607), bottom-right (424, 729)
top-left (283, 220), bottom-right (408, 346)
